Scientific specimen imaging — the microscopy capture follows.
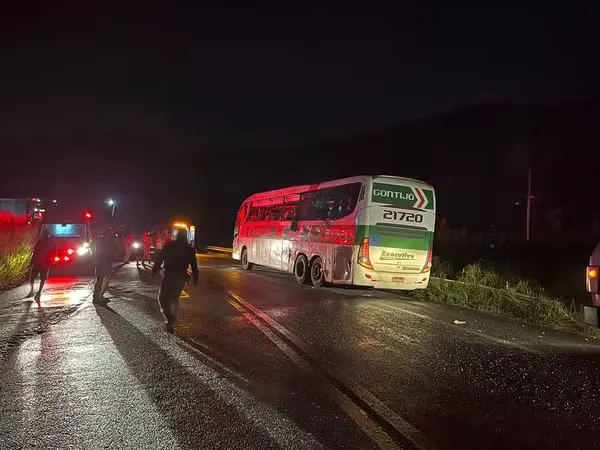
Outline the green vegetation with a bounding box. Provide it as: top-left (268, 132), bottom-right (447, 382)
top-left (411, 257), bottom-right (600, 338)
top-left (0, 224), bottom-right (37, 291)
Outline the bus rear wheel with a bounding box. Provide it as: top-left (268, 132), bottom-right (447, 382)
top-left (294, 254), bottom-right (309, 284)
top-left (310, 256), bottom-right (325, 288)
top-left (241, 248), bottom-right (253, 270)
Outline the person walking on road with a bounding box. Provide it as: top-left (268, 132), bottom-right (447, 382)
top-left (163, 230), bottom-right (172, 246)
top-left (123, 232), bottom-right (134, 263)
top-left (152, 229), bottom-right (198, 333)
top-left (27, 229), bottom-right (54, 305)
top-left (155, 233), bottom-right (163, 252)
top-left (93, 232), bottom-right (117, 304)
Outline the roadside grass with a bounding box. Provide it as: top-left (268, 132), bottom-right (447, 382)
top-left (0, 224), bottom-right (37, 291)
top-left (411, 257), bottom-right (600, 339)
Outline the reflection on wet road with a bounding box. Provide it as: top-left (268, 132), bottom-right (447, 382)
top-left (1, 255), bottom-right (599, 449)
top-left (0, 276), bottom-right (92, 355)
top-left (179, 255), bottom-right (600, 449)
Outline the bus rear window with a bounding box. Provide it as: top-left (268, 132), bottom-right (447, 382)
top-left (42, 223), bottom-right (87, 238)
top-left (297, 182), bottom-right (362, 221)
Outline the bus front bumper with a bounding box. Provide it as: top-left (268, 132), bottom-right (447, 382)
top-left (353, 266), bottom-right (430, 290)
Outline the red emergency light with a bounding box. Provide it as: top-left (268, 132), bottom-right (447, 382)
top-left (83, 211), bottom-right (93, 220)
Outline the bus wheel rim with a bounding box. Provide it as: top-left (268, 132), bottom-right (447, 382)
top-left (313, 261), bottom-right (322, 280)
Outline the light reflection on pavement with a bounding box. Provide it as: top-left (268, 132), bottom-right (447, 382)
top-left (0, 275), bottom-right (94, 355)
top-left (3, 256), bottom-right (600, 449)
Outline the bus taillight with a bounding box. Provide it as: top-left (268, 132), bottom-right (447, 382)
top-left (358, 237), bottom-right (373, 270)
top-left (422, 246), bottom-right (433, 273)
top-left (587, 266), bottom-right (599, 293)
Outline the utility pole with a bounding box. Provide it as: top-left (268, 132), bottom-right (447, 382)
top-left (526, 166), bottom-right (532, 241)
top-left (106, 199), bottom-right (116, 220)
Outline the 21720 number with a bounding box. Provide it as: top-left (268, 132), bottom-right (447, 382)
top-left (383, 210), bottom-right (423, 223)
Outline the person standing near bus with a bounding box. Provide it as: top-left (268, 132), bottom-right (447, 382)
top-left (123, 232), bottom-right (134, 263)
top-left (142, 230), bottom-right (152, 265)
top-left (152, 229), bottom-right (198, 333)
top-left (93, 232), bottom-right (117, 303)
top-left (27, 229), bottom-right (53, 305)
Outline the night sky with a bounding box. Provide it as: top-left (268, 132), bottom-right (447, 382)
top-left (1, 5), bottom-right (598, 244)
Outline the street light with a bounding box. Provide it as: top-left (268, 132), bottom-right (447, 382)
top-left (106, 198), bottom-right (116, 219)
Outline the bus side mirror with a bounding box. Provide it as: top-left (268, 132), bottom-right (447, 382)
top-left (291, 217), bottom-right (299, 232)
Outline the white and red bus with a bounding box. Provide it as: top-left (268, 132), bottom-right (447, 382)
top-left (232, 175), bottom-right (436, 290)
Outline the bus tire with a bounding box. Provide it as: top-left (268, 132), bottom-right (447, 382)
top-left (241, 248), bottom-right (253, 270)
top-left (294, 254), bottom-right (309, 284)
top-left (310, 256), bottom-right (325, 288)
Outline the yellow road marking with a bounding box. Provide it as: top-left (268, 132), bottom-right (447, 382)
top-left (225, 289), bottom-right (435, 450)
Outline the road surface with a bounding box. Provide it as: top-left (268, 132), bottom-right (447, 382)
top-left (1, 254), bottom-right (599, 449)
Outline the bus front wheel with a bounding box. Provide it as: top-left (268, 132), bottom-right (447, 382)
top-left (310, 256), bottom-right (325, 288)
top-left (294, 254), bottom-right (309, 284)
top-left (241, 248), bottom-right (253, 270)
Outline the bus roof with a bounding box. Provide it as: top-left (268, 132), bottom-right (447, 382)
top-left (243, 175), bottom-right (433, 204)
top-left (373, 175), bottom-right (434, 189)
top-left (243, 175), bottom-right (364, 203)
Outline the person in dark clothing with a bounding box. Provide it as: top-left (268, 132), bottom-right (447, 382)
top-left (93, 232), bottom-right (117, 303)
top-left (152, 228), bottom-right (199, 333)
top-left (27, 229), bottom-right (54, 304)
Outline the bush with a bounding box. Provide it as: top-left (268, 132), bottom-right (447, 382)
top-left (0, 223), bottom-right (38, 291)
top-left (412, 260), bottom-right (600, 338)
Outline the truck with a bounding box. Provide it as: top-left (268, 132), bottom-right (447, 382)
top-left (0, 198), bottom-right (57, 224)
top-left (39, 208), bottom-right (95, 274)
top-left (152, 221), bottom-right (196, 255)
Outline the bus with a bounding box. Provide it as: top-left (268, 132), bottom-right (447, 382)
top-left (232, 175), bottom-right (436, 290)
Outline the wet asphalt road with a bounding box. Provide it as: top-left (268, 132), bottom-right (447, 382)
top-left (0, 276), bottom-right (92, 356)
top-left (1, 254), bottom-right (600, 449)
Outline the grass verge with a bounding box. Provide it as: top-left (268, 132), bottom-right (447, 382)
top-left (0, 223), bottom-right (37, 291)
top-left (410, 258), bottom-right (600, 339)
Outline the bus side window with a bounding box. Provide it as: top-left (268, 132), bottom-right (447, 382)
top-left (359, 185), bottom-right (366, 201)
top-left (247, 204), bottom-right (258, 222)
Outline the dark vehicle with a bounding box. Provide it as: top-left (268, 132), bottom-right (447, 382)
top-left (40, 209), bottom-right (94, 275)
